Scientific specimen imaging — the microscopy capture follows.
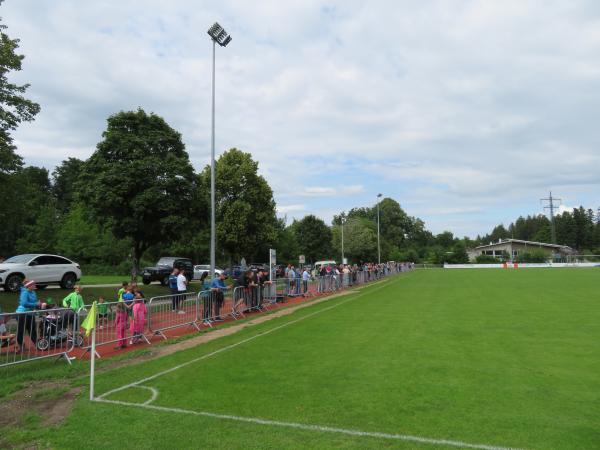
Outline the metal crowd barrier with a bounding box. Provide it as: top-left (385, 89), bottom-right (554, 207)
top-left (1, 264), bottom-right (411, 370)
top-left (198, 288), bottom-right (233, 326)
top-left (261, 282), bottom-right (278, 307)
top-left (231, 285), bottom-right (266, 319)
top-left (147, 292), bottom-right (200, 339)
top-left (78, 300), bottom-right (151, 357)
top-left (0, 307), bottom-right (79, 368)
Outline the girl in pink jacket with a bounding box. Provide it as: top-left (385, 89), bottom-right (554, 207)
top-left (130, 295), bottom-right (147, 344)
top-left (114, 302), bottom-right (128, 349)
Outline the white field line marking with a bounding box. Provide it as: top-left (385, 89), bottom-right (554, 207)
top-left (131, 385), bottom-right (159, 405)
top-left (97, 279), bottom-right (394, 400)
top-left (94, 398), bottom-right (523, 450)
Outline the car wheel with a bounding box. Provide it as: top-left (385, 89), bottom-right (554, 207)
top-left (4, 274), bottom-right (23, 293)
top-left (60, 272), bottom-right (77, 289)
top-left (142, 278), bottom-right (150, 285)
top-left (36, 338), bottom-right (50, 351)
top-left (161, 276), bottom-right (169, 286)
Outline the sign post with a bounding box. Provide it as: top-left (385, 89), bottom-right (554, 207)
top-left (269, 248), bottom-right (277, 281)
top-left (299, 255), bottom-right (305, 267)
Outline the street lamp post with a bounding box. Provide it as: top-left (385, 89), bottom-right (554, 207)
top-left (377, 193), bottom-right (382, 264)
top-left (340, 212), bottom-right (345, 264)
top-left (207, 22), bottom-right (232, 281)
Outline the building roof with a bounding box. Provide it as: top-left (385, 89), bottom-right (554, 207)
top-left (473, 239), bottom-right (572, 251)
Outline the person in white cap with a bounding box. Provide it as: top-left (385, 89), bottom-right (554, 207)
top-left (15, 279), bottom-right (40, 352)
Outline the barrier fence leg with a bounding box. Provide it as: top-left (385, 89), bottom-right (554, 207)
top-left (59, 352), bottom-right (73, 365)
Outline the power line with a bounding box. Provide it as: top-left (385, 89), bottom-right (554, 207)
top-left (540, 191), bottom-right (561, 244)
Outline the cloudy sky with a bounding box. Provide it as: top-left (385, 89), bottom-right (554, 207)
top-left (3, 1), bottom-right (600, 237)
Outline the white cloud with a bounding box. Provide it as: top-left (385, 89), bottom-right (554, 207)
top-left (558, 205), bottom-right (575, 214)
top-left (3, 0), bottom-right (600, 236)
top-left (276, 204), bottom-right (306, 214)
top-left (300, 185), bottom-right (364, 197)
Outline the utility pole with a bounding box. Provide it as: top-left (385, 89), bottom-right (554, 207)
top-left (540, 191), bottom-right (561, 244)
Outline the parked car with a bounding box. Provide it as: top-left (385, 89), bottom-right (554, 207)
top-left (313, 260), bottom-right (337, 272)
top-left (193, 265), bottom-right (224, 280)
top-left (141, 257), bottom-right (193, 286)
top-left (248, 262), bottom-right (269, 272)
top-left (224, 265), bottom-right (247, 279)
top-left (0, 254), bottom-right (82, 292)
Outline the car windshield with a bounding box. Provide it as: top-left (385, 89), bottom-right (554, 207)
top-left (157, 258), bottom-right (176, 267)
top-left (3, 254), bottom-right (36, 264)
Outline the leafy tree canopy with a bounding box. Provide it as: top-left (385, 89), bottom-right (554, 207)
top-left (78, 109), bottom-right (196, 275)
top-left (0, 8), bottom-right (40, 176)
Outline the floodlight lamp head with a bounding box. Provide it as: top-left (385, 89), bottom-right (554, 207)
top-left (207, 22), bottom-right (231, 47)
top-left (208, 23), bottom-right (223, 38)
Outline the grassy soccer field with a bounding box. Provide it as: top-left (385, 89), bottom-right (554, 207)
top-left (5, 269), bottom-right (600, 449)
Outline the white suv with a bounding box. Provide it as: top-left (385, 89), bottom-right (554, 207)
top-left (0, 254), bottom-right (82, 292)
top-left (193, 264), bottom-right (224, 280)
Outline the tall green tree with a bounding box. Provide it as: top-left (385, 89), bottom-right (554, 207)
top-left (52, 157), bottom-right (85, 212)
top-left (0, 7), bottom-right (40, 176)
top-left (199, 148), bottom-right (278, 263)
top-left (378, 198), bottom-right (411, 247)
top-left (0, 7), bottom-right (41, 257)
top-left (78, 109), bottom-right (196, 276)
top-left (1, 166), bottom-right (53, 256)
top-left (332, 216), bottom-right (377, 263)
top-left (54, 203), bottom-right (131, 267)
top-left (292, 215), bottom-right (332, 263)
top-left (275, 217), bottom-right (299, 264)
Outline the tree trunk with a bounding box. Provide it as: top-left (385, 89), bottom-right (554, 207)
top-left (131, 244), bottom-right (141, 281)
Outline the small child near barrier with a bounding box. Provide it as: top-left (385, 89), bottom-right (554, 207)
top-left (0, 306), bottom-right (15, 347)
top-left (122, 288), bottom-right (134, 317)
top-left (97, 296), bottom-right (109, 330)
top-left (117, 281), bottom-right (128, 301)
top-left (130, 296), bottom-right (147, 345)
top-left (114, 302), bottom-right (128, 350)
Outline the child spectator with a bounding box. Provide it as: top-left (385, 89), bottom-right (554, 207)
top-left (129, 294), bottom-right (147, 345)
top-left (62, 285), bottom-right (85, 331)
top-left (118, 281), bottom-right (128, 301)
top-left (0, 305), bottom-right (15, 348)
top-left (121, 287), bottom-right (135, 316)
top-left (114, 302), bottom-right (128, 350)
top-left (97, 296), bottom-right (109, 330)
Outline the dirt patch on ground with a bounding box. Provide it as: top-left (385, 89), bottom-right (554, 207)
top-left (0, 381), bottom-right (81, 429)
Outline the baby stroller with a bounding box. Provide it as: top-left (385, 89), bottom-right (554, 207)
top-left (0, 325), bottom-right (15, 348)
top-left (36, 311), bottom-right (84, 351)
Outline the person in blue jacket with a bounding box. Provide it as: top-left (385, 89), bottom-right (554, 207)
top-left (210, 273), bottom-right (230, 321)
top-left (15, 279), bottom-right (40, 352)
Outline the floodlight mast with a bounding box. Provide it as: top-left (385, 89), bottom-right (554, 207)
top-left (340, 212), bottom-right (346, 264)
top-left (377, 193), bottom-right (382, 264)
top-left (207, 22), bottom-right (231, 282)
